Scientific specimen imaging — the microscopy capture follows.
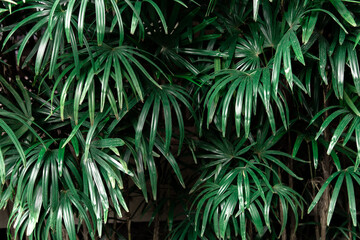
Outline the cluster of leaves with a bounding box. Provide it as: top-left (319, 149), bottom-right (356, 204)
top-left (0, 0), bottom-right (360, 239)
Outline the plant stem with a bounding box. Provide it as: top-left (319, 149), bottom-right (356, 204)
top-left (127, 220), bottom-right (132, 240)
top-left (82, 221), bottom-right (89, 240)
top-left (308, 143), bottom-right (320, 239)
top-left (124, 178), bottom-right (131, 240)
top-left (280, 200), bottom-right (287, 240)
top-left (320, 85), bottom-right (331, 240)
top-left (314, 202), bottom-right (320, 240)
top-left (111, 212), bottom-right (117, 240)
top-left (348, 207), bottom-right (352, 239)
top-left (278, 168), bottom-right (287, 240)
top-left (153, 213), bottom-right (160, 240)
top-left (288, 132), bottom-right (296, 240)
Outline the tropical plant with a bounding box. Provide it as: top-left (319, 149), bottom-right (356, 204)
top-left (0, 0), bottom-right (360, 239)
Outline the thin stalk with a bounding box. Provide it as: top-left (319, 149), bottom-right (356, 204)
top-left (308, 143), bottom-right (320, 240)
top-left (288, 132), bottom-right (296, 240)
top-left (124, 177), bottom-right (131, 240)
top-left (278, 167), bottom-right (287, 240)
top-left (127, 220), bottom-right (132, 240)
top-left (111, 212), bottom-right (117, 240)
top-left (82, 221), bottom-right (89, 240)
top-left (348, 206), bottom-right (352, 239)
top-left (320, 85), bottom-right (332, 240)
top-left (153, 213), bottom-right (160, 240)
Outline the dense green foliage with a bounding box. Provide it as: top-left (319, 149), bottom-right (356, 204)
top-left (0, 0), bottom-right (360, 239)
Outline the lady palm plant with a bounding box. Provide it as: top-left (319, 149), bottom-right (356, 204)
top-left (1, 0), bottom-right (360, 239)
